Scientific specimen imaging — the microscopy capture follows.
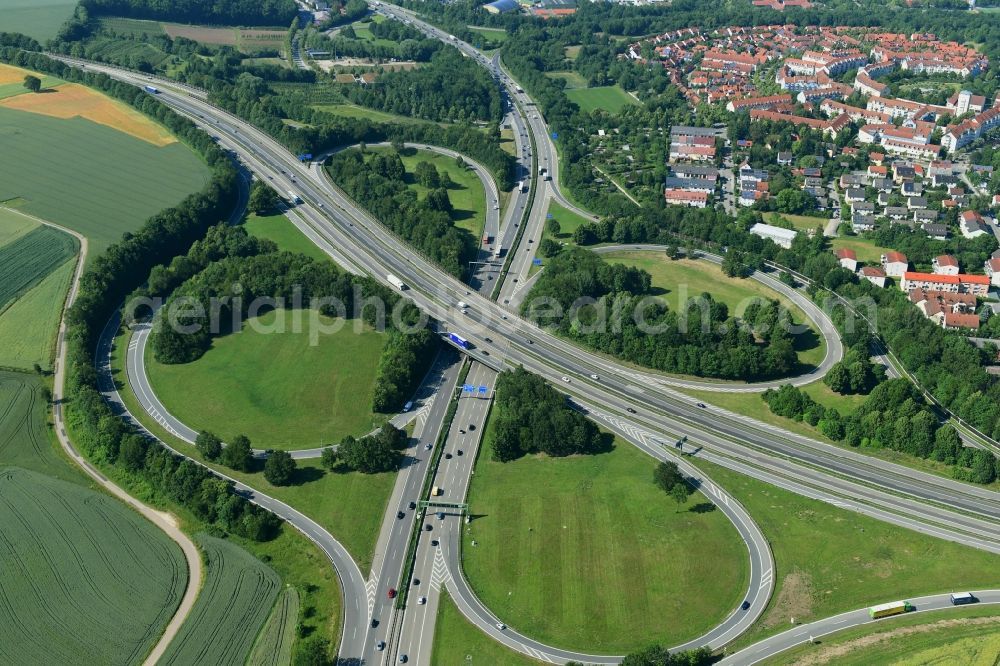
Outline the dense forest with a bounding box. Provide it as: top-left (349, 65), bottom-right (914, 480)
top-left (343, 47), bottom-right (504, 123)
top-left (79, 0), bottom-right (296, 26)
top-left (524, 247), bottom-right (801, 380)
top-left (326, 147), bottom-right (474, 277)
top-left (491, 367), bottom-right (608, 461)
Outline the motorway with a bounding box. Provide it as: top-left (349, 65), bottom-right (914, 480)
top-left (723, 591), bottom-right (1000, 665)
top-left (55, 18), bottom-right (1000, 664)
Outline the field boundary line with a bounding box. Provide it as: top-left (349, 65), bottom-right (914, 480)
top-left (45, 208), bottom-right (204, 666)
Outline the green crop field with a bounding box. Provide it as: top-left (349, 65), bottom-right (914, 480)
top-left (766, 212), bottom-right (830, 233)
top-left (0, 225), bottom-right (78, 310)
top-left (97, 17), bottom-right (166, 37)
top-left (432, 591), bottom-right (539, 666)
top-left (0, 0), bottom-right (77, 41)
top-left (373, 146), bottom-right (488, 239)
top-left (0, 107), bottom-right (210, 259)
top-left (145, 309), bottom-right (388, 449)
top-left (244, 211), bottom-right (330, 262)
top-left (763, 607), bottom-right (1000, 665)
top-left (161, 534), bottom-right (280, 666)
top-left (0, 369), bottom-right (187, 665)
top-left (463, 429), bottom-right (747, 652)
top-left (603, 251), bottom-right (825, 370)
top-left (0, 206), bottom-right (38, 244)
top-left (0, 257), bottom-right (75, 370)
top-left (248, 587), bottom-right (299, 666)
top-left (696, 460), bottom-right (1000, 651)
top-left (565, 85), bottom-right (638, 113)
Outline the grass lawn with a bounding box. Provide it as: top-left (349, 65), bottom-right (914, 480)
top-left (564, 45), bottom-right (582, 61)
top-left (0, 206), bottom-right (39, 245)
top-left (602, 251), bottom-right (826, 370)
top-left (0, 371), bottom-right (187, 664)
top-left (0, 257), bottom-right (75, 371)
top-left (0, 107), bottom-right (210, 260)
top-left (114, 326), bottom-right (396, 570)
top-left (545, 71), bottom-right (588, 89)
top-left (0, 0), bottom-right (77, 41)
top-left (313, 103), bottom-right (432, 126)
top-left (565, 85), bottom-right (638, 114)
top-left (500, 128), bottom-right (517, 157)
top-left (693, 459), bottom-right (1000, 650)
top-left (145, 309), bottom-right (388, 450)
top-left (762, 606), bottom-right (1000, 665)
top-left (467, 26), bottom-right (508, 44)
top-left (375, 146), bottom-right (488, 239)
top-left (243, 211), bottom-right (330, 263)
top-left (830, 236), bottom-right (893, 266)
top-left (767, 212), bottom-right (829, 233)
top-left (432, 591), bottom-right (540, 666)
top-left (463, 429), bottom-right (748, 653)
top-left (352, 18), bottom-right (397, 48)
top-left (543, 200), bottom-right (592, 244)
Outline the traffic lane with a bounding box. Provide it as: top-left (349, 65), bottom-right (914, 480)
top-left (722, 591), bottom-right (1000, 665)
top-left (90, 61), bottom-right (1000, 528)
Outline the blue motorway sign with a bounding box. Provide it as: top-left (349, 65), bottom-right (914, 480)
top-left (532, 258), bottom-right (543, 266)
top-left (551, 132), bottom-right (558, 139)
top-left (546, 213), bottom-right (553, 219)
top-left (478, 386), bottom-right (488, 395)
top-left (463, 384), bottom-right (475, 393)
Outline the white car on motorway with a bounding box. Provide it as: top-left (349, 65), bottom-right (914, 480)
top-left (561, 376), bottom-right (570, 383)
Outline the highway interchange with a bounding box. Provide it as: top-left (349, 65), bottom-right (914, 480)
top-left (54, 5), bottom-right (1000, 664)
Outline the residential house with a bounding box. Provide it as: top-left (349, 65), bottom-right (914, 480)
top-left (859, 266), bottom-right (887, 288)
top-left (750, 223), bottom-right (797, 249)
top-left (852, 214), bottom-right (876, 232)
top-left (986, 257), bottom-right (1000, 287)
top-left (907, 196), bottom-right (928, 209)
top-left (943, 312), bottom-right (982, 330)
top-left (924, 224), bottom-right (949, 241)
top-left (834, 248), bottom-right (858, 271)
top-left (900, 271), bottom-right (991, 296)
top-left (960, 210), bottom-right (991, 239)
top-left (932, 254), bottom-right (960, 275)
top-left (664, 189), bottom-right (710, 207)
top-left (882, 251), bottom-right (909, 277)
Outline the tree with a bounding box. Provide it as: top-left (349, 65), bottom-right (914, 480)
top-left (264, 450), bottom-right (297, 485)
top-left (22, 75), bottom-right (41, 93)
top-left (824, 361), bottom-right (851, 394)
top-left (653, 460), bottom-right (684, 493)
top-left (221, 434), bottom-right (254, 471)
top-left (670, 482), bottom-right (690, 509)
top-left (414, 160), bottom-right (440, 188)
top-left (119, 434), bottom-right (148, 472)
top-left (338, 434), bottom-right (396, 473)
top-left (248, 180), bottom-right (280, 214)
top-left (721, 250), bottom-right (750, 278)
top-left (32, 362), bottom-right (42, 375)
top-left (545, 218), bottom-right (561, 236)
top-left (425, 187), bottom-right (452, 213)
top-left (294, 636), bottom-right (330, 666)
top-left (320, 447), bottom-right (338, 470)
top-left (196, 430), bottom-right (223, 460)
top-left (538, 237), bottom-right (561, 258)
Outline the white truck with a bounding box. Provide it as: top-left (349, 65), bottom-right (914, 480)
top-left (287, 190), bottom-right (301, 204)
top-left (387, 274), bottom-right (407, 291)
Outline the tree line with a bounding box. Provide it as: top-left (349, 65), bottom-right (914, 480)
top-left (0, 47), bottom-right (290, 542)
top-left (326, 147), bottom-right (473, 277)
top-left (320, 423), bottom-right (409, 474)
top-left (490, 366), bottom-right (608, 461)
top-left (79, 0), bottom-right (296, 27)
top-left (524, 247), bottom-right (801, 380)
top-left (144, 223), bottom-right (438, 414)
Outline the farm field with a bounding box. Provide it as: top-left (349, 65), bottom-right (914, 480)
top-left (145, 309), bottom-right (388, 449)
top-left (112, 326), bottom-right (397, 570)
top-left (432, 591), bottom-right (538, 666)
top-left (0, 0), bottom-right (77, 41)
top-left (97, 16), bottom-right (166, 37)
top-left (565, 85), bottom-right (638, 113)
top-left (463, 425), bottom-right (747, 653)
top-left (696, 459), bottom-right (1000, 651)
top-left (0, 81), bottom-right (177, 145)
top-left (0, 64), bottom-right (64, 100)
top-left (160, 23), bottom-right (286, 52)
top-left (161, 534), bottom-right (280, 666)
top-left (0, 224), bottom-right (78, 311)
top-left (762, 607), bottom-right (1000, 665)
top-left (0, 256), bottom-right (76, 371)
top-left (602, 251), bottom-right (825, 370)
top-left (0, 103), bottom-right (210, 260)
top-left (247, 588), bottom-right (299, 666)
top-left (0, 369), bottom-right (188, 665)
top-left (244, 212), bottom-right (331, 262)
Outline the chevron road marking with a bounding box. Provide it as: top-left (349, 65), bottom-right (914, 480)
top-left (365, 577), bottom-right (377, 617)
top-left (430, 547), bottom-right (451, 591)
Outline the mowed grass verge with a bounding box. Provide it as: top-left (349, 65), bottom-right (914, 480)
top-left (432, 591), bottom-right (539, 666)
top-left (602, 251), bottom-right (826, 370)
top-left (243, 211), bottom-right (330, 263)
top-left (0, 371), bottom-right (188, 665)
top-left (692, 459), bottom-right (1000, 650)
top-left (762, 606), bottom-right (1000, 666)
top-left (463, 432), bottom-right (748, 652)
top-left (145, 309), bottom-right (387, 449)
top-left (113, 326), bottom-right (396, 570)
top-left (0, 106), bottom-right (210, 260)
top-left (161, 534), bottom-right (281, 666)
top-left (565, 85), bottom-right (638, 114)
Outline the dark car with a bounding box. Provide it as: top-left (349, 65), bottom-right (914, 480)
top-left (469, 424), bottom-right (476, 431)
top-left (741, 600), bottom-right (751, 611)
top-left (626, 407), bottom-right (636, 414)
top-left (697, 403), bottom-right (707, 408)
top-left (424, 524), bottom-right (432, 531)
top-left (445, 453), bottom-right (453, 459)
top-left (387, 588), bottom-right (397, 599)
top-left (457, 449), bottom-right (464, 456)
top-left (371, 618), bottom-right (379, 628)
top-left (409, 501), bottom-right (417, 510)
top-left (397, 511), bottom-right (405, 519)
